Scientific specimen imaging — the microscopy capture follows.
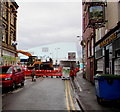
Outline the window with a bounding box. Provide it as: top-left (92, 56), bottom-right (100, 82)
top-left (16, 66), bottom-right (21, 72)
top-left (96, 28), bottom-right (102, 42)
top-left (2, 25), bottom-right (6, 43)
top-left (91, 38), bottom-right (94, 56)
top-left (96, 58), bottom-right (104, 73)
top-left (2, 30), bottom-right (6, 42)
top-left (10, 6), bottom-right (15, 26)
top-left (3, 7), bottom-right (7, 19)
top-left (0, 67), bottom-right (12, 74)
top-left (10, 30), bottom-right (14, 45)
top-left (13, 66), bottom-right (17, 72)
top-left (87, 41), bottom-right (90, 57)
top-left (11, 13), bottom-right (14, 25)
top-left (114, 58), bottom-right (120, 75)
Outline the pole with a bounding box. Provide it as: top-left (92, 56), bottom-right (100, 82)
top-left (93, 25), bottom-right (96, 77)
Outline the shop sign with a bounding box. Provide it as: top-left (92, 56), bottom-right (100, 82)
top-left (88, 5), bottom-right (105, 26)
top-left (3, 55), bottom-right (16, 61)
top-left (99, 33), bottom-right (117, 47)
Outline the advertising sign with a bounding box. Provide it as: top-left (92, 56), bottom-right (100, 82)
top-left (68, 52), bottom-right (76, 60)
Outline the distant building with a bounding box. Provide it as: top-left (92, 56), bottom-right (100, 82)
top-left (19, 42), bottom-right (79, 65)
top-left (0, 0), bottom-right (19, 65)
top-left (82, 0), bottom-right (120, 83)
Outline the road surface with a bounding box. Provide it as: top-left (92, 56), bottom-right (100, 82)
top-left (2, 77), bottom-right (80, 111)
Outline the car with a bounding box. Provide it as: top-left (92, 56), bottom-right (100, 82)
top-left (0, 65), bottom-right (25, 90)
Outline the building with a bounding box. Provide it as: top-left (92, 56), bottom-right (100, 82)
top-left (95, 1), bottom-right (120, 75)
top-left (95, 22), bottom-right (120, 75)
top-left (82, 0), bottom-right (120, 83)
top-left (82, 1), bottom-right (96, 83)
top-left (18, 42), bottom-right (79, 65)
top-left (0, 0), bottom-right (19, 65)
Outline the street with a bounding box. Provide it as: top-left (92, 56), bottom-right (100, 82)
top-left (0, 1), bottom-right (120, 112)
top-left (2, 77), bottom-right (80, 111)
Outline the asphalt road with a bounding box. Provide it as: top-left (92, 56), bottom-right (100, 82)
top-left (2, 77), bottom-right (80, 111)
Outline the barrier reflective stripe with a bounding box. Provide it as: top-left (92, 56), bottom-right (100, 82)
top-left (24, 69), bottom-right (62, 76)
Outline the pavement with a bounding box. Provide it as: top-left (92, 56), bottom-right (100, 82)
top-left (71, 72), bottom-right (120, 112)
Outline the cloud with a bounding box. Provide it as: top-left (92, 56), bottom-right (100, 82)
top-left (16, 1), bottom-right (82, 50)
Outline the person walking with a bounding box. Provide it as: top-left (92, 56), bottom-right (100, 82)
top-left (31, 68), bottom-right (36, 81)
top-left (70, 66), bottom-right (75, 80)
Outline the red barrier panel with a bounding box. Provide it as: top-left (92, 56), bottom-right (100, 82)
top-left (24, 69), bottom-right (62, 77)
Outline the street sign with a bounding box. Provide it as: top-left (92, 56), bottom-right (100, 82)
top-left (68, 52), bottom-right (76, 60)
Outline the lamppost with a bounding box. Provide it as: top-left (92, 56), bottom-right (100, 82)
top-left (50, 52), bottom-right (53, 59)
top-left (76, 35), bottom-right (82, 68)
top-left (55, 48), bottom-right (60, 67)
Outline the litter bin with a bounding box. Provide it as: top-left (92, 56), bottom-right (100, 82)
top-left (94, 74), bottom-right (120, 103)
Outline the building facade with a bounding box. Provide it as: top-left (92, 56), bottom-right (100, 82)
top-left (82, 1), bottom-right (95, 83)
top-left (95, 1), bottom-right (120, 75)
top-left (0, 0), bottom-right (19, 65)
top-left (95, 22), bottom-right (120, 75)
top-left (82, 0), bottom-right (120, 83)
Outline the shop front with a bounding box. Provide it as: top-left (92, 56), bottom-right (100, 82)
top-left (95, 22), bottom-right (120, 75)
top-left (2, 50), bottom-right (18, 65)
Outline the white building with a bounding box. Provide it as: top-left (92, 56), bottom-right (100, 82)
top-left (18, 42), bottom-right (80, 64)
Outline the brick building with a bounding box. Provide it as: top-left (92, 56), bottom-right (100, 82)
top-left (82, 0), bottom-right (120, 83)
top-left (0, 0), bottom-right (19, 65)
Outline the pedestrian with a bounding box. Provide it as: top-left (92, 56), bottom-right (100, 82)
top-left (31, 68), bottom-right (36, 81)
top-left (70, 66), bottom-right (74, 80)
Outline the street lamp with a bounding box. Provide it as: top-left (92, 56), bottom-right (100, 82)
top-left (50, 52), bottom-right (53, 59)
top-left (55, 48), bottom-right (60, 66)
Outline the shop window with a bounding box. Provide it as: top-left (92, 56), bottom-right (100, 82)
top-left (96, 58), bottom-right (104, 73)
top-left (113, 37), bottom-right (120, 58)
top-left (117, 50), bottom-right (120, 57)
top-left (96, 49), bottom-right (103, 59)
top-left (114, 58), bottom-right (120, 75)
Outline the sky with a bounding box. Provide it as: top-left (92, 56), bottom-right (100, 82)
top-left (15, 0), bottom-right (83, 50)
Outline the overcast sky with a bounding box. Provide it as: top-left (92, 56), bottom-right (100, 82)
top-left (15, 0), bottom-right (82, 50)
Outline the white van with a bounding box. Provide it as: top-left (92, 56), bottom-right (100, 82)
top-left (62, 67), bottom-right (70, 80)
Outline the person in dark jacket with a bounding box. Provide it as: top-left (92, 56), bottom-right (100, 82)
top-left (70, 65), bottom-right (75, 80)
top-left (31, 68), bottom-right (36, 81)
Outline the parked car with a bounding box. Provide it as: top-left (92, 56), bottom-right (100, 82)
top-left (0, 65), bottom-right (25, 90)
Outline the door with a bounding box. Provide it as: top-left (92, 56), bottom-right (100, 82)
top-left (90, 58), bottom-right (94, 83)
top-left (105, 49), bottom-right (109, 74)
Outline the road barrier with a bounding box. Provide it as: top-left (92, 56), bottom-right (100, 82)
top-left (23, 67), bottom-right (62, 78)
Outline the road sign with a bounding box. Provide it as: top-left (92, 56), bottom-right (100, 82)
top-left (68, 52), bottom-right (76, 60)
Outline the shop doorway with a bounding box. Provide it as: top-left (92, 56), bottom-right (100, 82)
top-left (105, 49), bottom-right (109, 74)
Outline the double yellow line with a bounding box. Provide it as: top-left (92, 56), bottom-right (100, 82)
top-left (65, 80), bottom-right (75, 111)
